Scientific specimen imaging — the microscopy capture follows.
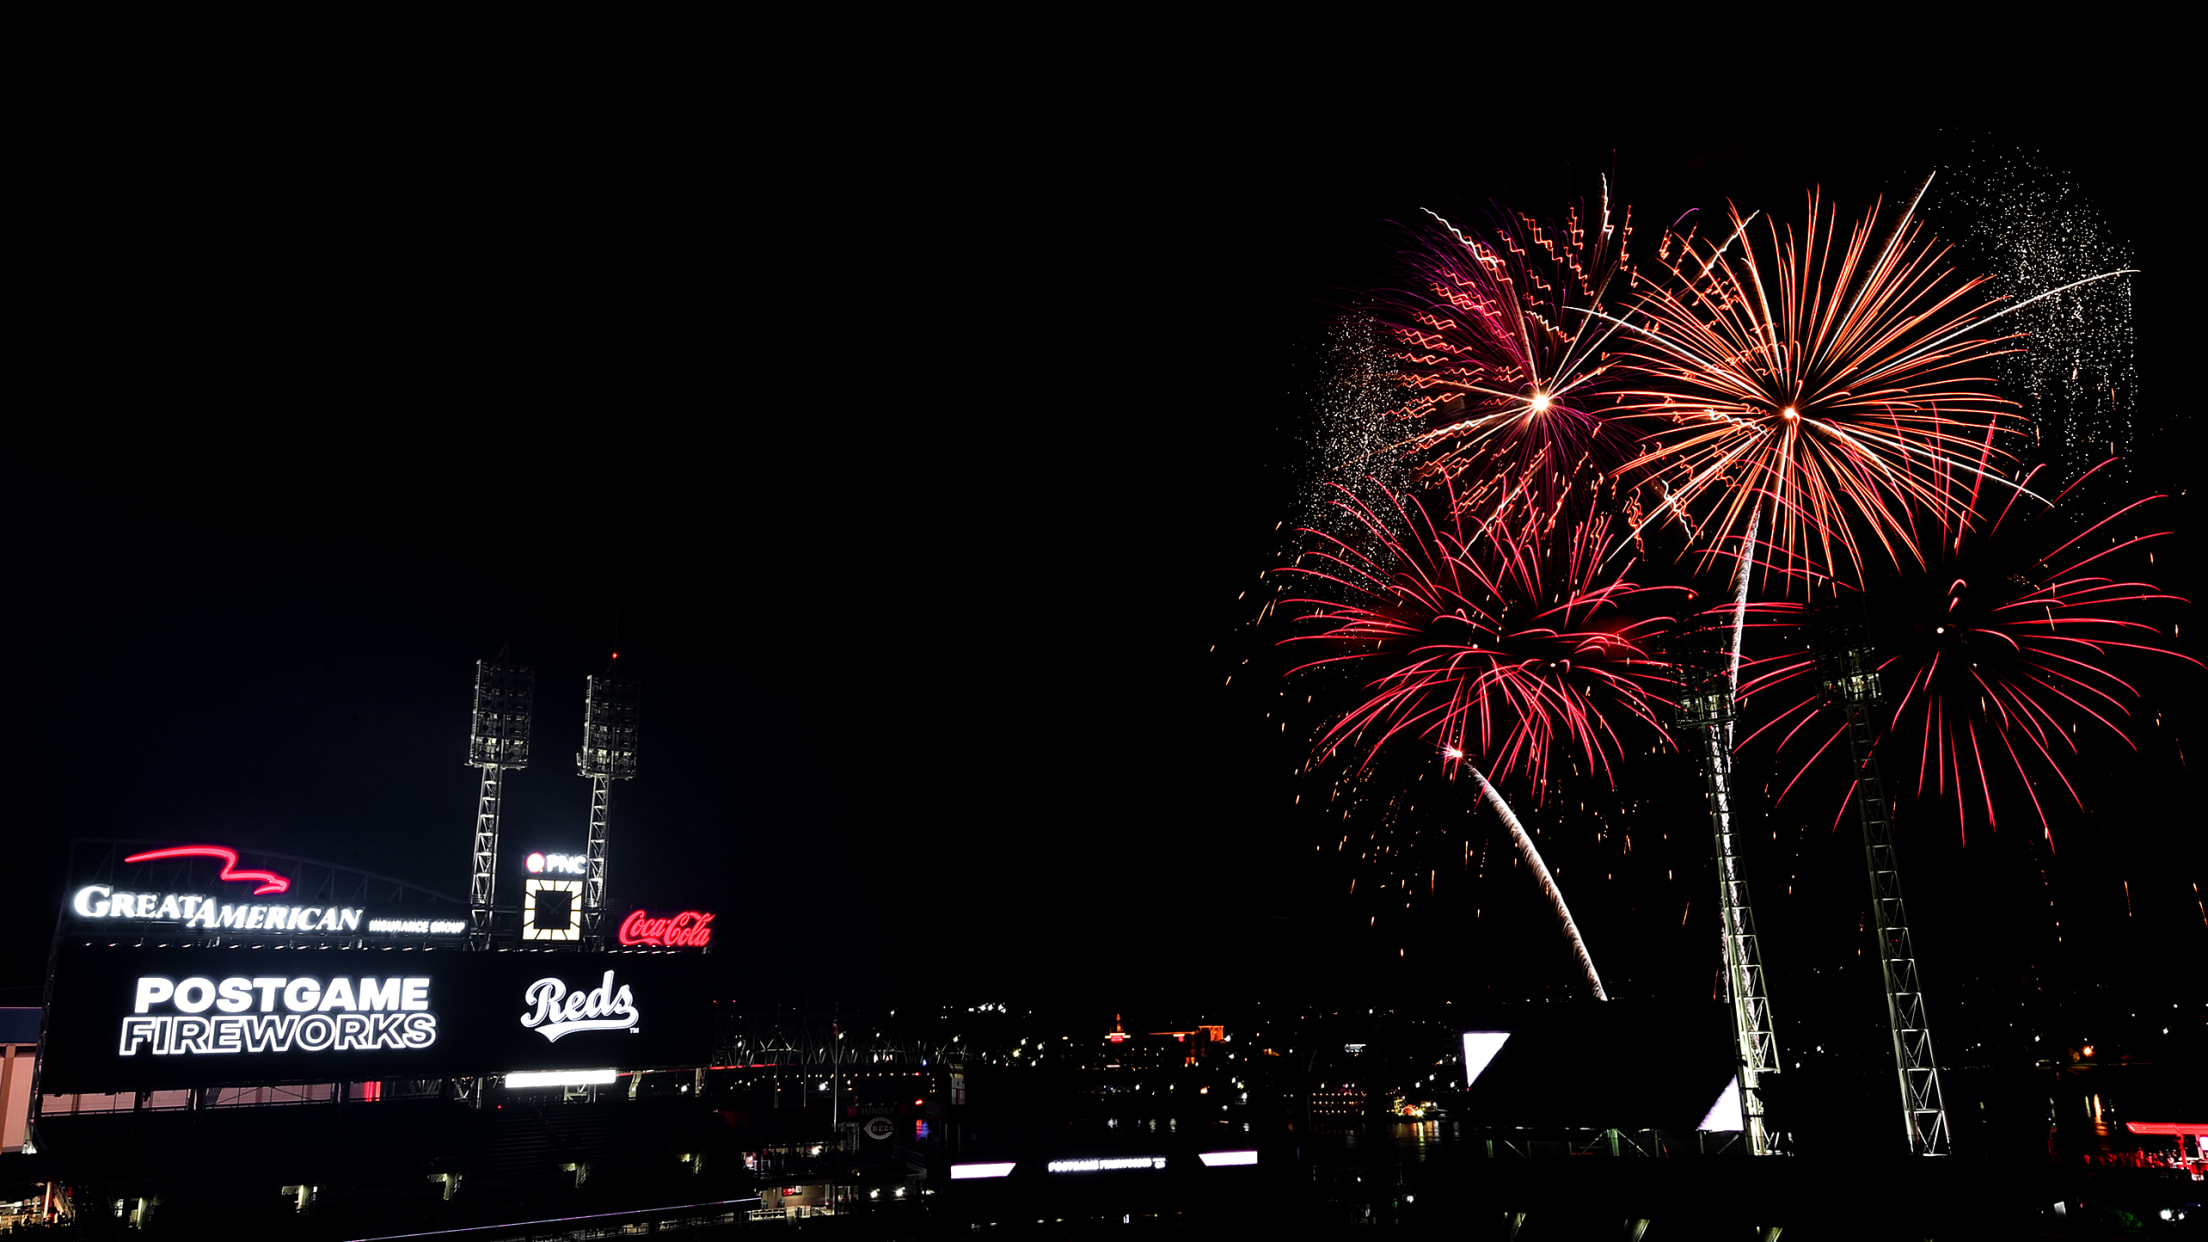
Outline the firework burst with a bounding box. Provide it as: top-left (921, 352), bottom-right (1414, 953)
top-left (1277, 479), bottom-right (1694, 1000)
top-left (1280, 479), bottom-right (1685, 795)
top-left (1605, 185), bottom-right (2026, 588)
top-left (1741, 460), bottom-right (2198, 846)
top-left (1372, 185), bottom-right (1637, 511)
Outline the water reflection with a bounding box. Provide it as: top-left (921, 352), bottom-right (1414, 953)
top-left (1311, 1120), bottom-right (1465, 1166)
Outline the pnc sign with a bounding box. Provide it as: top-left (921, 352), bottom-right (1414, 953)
top-left (526, 852), bottom-right (587, 876)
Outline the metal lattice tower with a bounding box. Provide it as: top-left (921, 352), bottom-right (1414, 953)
top-left (1673, 628), bottom-right (1784, 1156)
top-left (1818, 631), bottom-right (1950, 1156)
top-left (466, 658), bottom-right (533, 950)
top-left (577, 671), bottom-right (640, 950)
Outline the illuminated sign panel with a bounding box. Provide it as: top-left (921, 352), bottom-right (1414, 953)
top-left (66, 846), bottom-right (464, 938)
top-left (617, 909), bottom-right (714, 948)
top-left (1047, 1157), bottom-right (1167, 1173)
top-left (124, 845), bottom-right (290, 894)
top-left (519, 970), bottom-right (639, 1041)
top-left (525, 852), bottom-right (588, 876)
top-left (506, 1069), bottom-right (617, 1088)
top-left (68, 884), bottom-right (465, 938)
top-left (119, 973), bottom-right (439, 1057)
top-left (41, 947), bottom-right (710, 1093)
top-left (521, 879), bottom-right (582, 941)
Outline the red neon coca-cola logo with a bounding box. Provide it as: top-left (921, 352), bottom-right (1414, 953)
top-left (618, 909), bottom-right (714, 948)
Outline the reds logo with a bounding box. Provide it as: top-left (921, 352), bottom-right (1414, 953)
top-left (519, 971), bottom-right (638, 1042)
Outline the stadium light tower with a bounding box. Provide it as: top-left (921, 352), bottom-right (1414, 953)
top-left (577, 665), bottom-right (640, 950)
top-left (466, 656), bottom-right (533, 950)
top-left (1816, 625), bottom-right (1950, 1156)
top-left (1672, 623), bottom-right (1784, 1156)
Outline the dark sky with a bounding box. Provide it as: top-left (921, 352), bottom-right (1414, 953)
top-left (12, 73), bottom-right (2195, 1031)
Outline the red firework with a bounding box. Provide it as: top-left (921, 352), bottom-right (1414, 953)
top-left (1375, 187), bottom-right (1637, 509)
top-left (1279, 479), bottom-right (1686, 796)
top-left (1605, 186), bottom-right (2022, 587)
top-left (1740, 460), bottom-right (2199, 845)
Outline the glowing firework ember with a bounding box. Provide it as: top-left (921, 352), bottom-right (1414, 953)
top-left (1742, 460), bottom-right (2199, 846)
top-left (1928, 147), bottom-right (2141, 488)
top-left (1374, 186), bottom-right (1637, 509)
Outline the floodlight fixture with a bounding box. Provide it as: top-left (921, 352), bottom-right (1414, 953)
top-left (576, 672), bottom-right (639, 948)
top-left (466, 657), bottom-right (533, 949)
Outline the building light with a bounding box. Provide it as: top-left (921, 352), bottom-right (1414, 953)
top-left (1698, 1075), bottom-right (1743, 1132)
top-left (505, 1069), bottom-right (618, 1088)
top-left (950, 1163), bottom-right (1015, 1180)
top-left (1460, 1032), bottom-right (1509, 1087)
top-left (1047, 1157), bottom-right (1166, 1173)
top-left (1198, 1150), bottom-right (1257, 1167)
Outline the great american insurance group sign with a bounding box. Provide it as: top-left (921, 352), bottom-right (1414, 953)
top-left (65, 845), bottom-right (468, 938)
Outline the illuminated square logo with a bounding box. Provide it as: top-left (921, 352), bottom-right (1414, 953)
top-left (522, 878), bottom-right (582, 941)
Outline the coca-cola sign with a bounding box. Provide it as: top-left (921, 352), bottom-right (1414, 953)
top-left (618, 909), bottom-right (714, 949)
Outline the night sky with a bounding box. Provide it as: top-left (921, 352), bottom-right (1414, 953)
top-left (12, 79), bottom-right (2196, 1047)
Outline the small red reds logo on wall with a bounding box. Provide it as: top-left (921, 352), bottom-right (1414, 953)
top-left (617, 910), bottom-right (714, 948)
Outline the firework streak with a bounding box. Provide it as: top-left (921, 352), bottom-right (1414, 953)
top-left (1466, 762), bottom-right (1607, 1000)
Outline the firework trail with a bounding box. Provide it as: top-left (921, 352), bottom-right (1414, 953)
top-left (1279, 478), bottom-right (1686, 997)
top-left (1369, 182), bottom-right (1638, 515)
top-left (1459, 755), bottom-right (1608, 999)
top-left (1741, 458), bottom-right (2199, 847)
